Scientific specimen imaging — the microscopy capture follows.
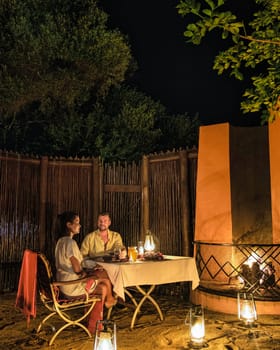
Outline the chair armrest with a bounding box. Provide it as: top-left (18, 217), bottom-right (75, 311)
top-left (53, 276), bottom-right (98, 286)
top-left (52, 278), bottom-right (99, 303)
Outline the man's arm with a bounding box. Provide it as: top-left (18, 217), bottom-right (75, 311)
top-left (115, 232), bottom-right (123, 247)
top-left (80, 234), bottom-right (91, 257)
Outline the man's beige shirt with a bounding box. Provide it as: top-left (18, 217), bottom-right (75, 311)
top-left (80, 229), bottom-right (123, 257)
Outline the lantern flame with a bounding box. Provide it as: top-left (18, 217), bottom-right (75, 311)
top-left (144, 232), bottom-right (155, 252)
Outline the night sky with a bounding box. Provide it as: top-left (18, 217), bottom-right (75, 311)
top-left (102, 0), bottom-right (261, 126)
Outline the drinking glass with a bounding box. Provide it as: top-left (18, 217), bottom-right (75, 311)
top-left (128, 246), bottom-right (138, 262)
top-left (119, 246), bottom-right (127, 260)
top-left (113, 245), bottom-right (122, 260)
top-left (137, 241), bottom-right (144, 258)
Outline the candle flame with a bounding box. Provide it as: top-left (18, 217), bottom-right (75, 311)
top-left (144, 233), bottom-right (155, 252)
top-left (95, 332), bottom-right (114, 350)
top-left (240, 302), bottom-right (256, 323)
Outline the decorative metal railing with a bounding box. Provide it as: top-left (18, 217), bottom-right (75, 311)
top-left (194, 241), bottom-right (280, 301)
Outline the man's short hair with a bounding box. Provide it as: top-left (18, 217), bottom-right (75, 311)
top-left (98, 212), bottom-right (111, 219)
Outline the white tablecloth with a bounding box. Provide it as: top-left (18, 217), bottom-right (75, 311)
top-left (98, 255), bottom-right (199, 300)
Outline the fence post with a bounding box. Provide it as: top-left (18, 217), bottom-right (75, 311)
top-left (39, 156), bottom-right (48, 252)
top-left (141, 155), bottom-right (149, 238)
top-left (92, 157), bottom-right (101, 223)
top-left (179, 150), bottom-right (191, 256)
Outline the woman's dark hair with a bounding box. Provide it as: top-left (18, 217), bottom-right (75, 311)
top-left (55, 211), bottom-right (79, 239)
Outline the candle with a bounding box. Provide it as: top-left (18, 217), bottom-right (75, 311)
top-left (189, 305), bottom-right (205, 346)
top-left (237, 292), bottom-right (257, 325)
top-left (94, 321), bottom-right (117, 350)
top-left (144, 232), bottom-right (155, 252)
top-left (95, 334), bottom-right (114, 350)
top-left (240, 300), bottom-right (255, 324)
top-left (191, 323), bottom-right (205, 343)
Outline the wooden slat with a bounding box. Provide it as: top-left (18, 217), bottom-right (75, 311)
top-left (104, 184), bottom-right (141, 193)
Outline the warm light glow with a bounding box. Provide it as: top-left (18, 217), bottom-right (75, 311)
top-left (191, 323), bottom-right (205, 343)
top-left (238, 293), bottom-right (257, 325)
top-left (95, 332), bottom-right (114, 350)
top-left (144, 232), bottom-right (155, 252)
top-left (238, 275), bottom-right (245, 284)
top-left (138, 245), bottom-right (144, 255)
top-left (245, 252), bottom-right (260, 268)
top-left (94, 321), bottom-right (117, 350)
top-left (240, 300), bottom-right (256, 324)
top-left (138, 241), bottom-right (144, 256)
top-left (189, 305), bottom-right (205, 345)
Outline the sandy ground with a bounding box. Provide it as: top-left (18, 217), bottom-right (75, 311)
top-left (1, 292), bottom-right (280, 350)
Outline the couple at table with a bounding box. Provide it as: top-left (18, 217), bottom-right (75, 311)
top-left (54, 211), bottom-right (123, 333)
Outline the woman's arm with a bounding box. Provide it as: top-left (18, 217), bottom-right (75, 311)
top-left (70, 256), bottom-right (86, 277)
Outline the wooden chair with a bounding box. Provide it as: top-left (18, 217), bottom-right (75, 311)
top-left (36, 252), bottom-right (101, 345)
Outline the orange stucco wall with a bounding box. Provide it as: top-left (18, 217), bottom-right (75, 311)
top-left (195, 123), bottom-right (232, 243)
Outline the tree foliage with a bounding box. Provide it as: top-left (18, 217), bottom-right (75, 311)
top-left (0, 0), bottom-right (132, 113)
top-left (156, 112), bottom-right (199, 152)
top-left (177, 0), bottom-right (280, 123)
top-left (0, 0), bottom-right (199, 161)
top-left (91, 87), bottom-right (165, 162)
top-left (0, 84), bottom-right (199, 161)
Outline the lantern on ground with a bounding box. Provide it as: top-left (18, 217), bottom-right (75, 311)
top-left (237, 292), bottom-right (257, 326)
top-left (94, 320), bottom-right (117, 350)
top-left (189, 305), bottom-right (206, 348)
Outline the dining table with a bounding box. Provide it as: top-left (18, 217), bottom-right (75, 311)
top-left (94, 255), bottom-right (200, 329)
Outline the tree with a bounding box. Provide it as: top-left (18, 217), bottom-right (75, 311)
top-left (0, 86), bottom-right (162, 160)
top-left (0, 0), bottom-right (199, 160)
top-left (156, 113), bottom-right (199, 152)
top-left (87, 86), bottom-right (164, 162)
top-left (177, 0), bottom-right (280, 123)
top-left (0, 0), bottom-right (132, 114)
top-left (0, 0), bottom-right (134, 157)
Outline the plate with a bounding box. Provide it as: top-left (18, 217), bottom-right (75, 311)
top-left (143, 252), bottom-right (165, 261)
top-left (82, 259), bottom-right (97, 269)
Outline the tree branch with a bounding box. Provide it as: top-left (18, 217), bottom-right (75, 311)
top-left (239, 34), bottom-right (280, 46)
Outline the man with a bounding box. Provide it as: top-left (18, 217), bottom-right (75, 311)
top-left (81, 212), bottom-right (123, 258)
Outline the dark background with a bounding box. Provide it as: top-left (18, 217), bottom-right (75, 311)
top-left (102, 0), bottom-right (261, 126)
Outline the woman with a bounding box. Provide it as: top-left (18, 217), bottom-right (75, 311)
top-left (54, 211), bottom-right (116, 333)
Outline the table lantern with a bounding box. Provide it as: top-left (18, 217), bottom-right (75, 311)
top-left (94, 320), bottom-right (117, 350)
top-left (237, 292), bottom-right (257, 325)
top-left (189, 305), bottom-right (205, 348)
top-left (144, 230), bottom-right (155, 252)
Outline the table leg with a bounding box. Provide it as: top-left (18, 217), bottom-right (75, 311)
top-left (130, 285), bottom-right (164, 329)
top-left (106, 288), bottom-right (140, 320)
top-left (125, 288), bottom-right (138, 307)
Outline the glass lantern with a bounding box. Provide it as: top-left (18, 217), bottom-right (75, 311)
top-left (144, 230), bottom-right (155, 252)
top-left (237, 292), bottom-right (257, 326)
top-left (93, 320), bottom-right (117, 350)
top-left (189, 305), bottom-right (206, 348)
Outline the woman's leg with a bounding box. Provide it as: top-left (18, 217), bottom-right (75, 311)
top-left (90, 268), bottom-right (116, 308)
top-left (94, 279), bottom-right (116, 308)
top-left (87, 300), bottom-right (103, 335)
top-left (98, 278), bottom-right (116, 308)
top-left (87, 283), bottom-right (106, 334)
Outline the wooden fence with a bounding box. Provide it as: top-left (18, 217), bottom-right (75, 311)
top-left (0, 148), bottom-right (198, 292)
